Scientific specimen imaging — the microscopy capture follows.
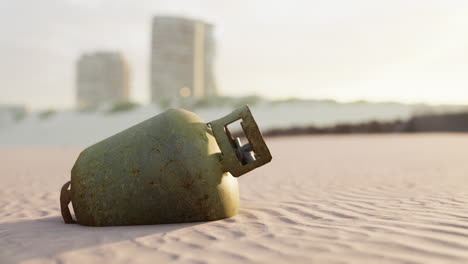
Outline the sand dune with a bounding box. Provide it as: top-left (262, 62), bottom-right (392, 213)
top-left (1, 134), bottom-right (468, 263)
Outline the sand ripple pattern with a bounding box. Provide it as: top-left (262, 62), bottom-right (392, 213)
top-left (1, 135), bottom-right (468, 263)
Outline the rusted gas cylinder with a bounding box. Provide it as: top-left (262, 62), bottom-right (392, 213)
top-left (60, 105), bottom-right (272, 226)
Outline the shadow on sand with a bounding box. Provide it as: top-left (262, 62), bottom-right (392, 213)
top-left (0, 216), bottom-right (204, 263)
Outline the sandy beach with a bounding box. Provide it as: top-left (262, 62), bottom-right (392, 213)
top-left (1, 134), bottom-right (468, 264)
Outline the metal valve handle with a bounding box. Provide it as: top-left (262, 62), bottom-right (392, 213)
top-left (209, 105), bottom-right (272, 177)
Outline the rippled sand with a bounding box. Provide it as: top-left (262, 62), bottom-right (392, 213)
top-left (1, 134), bottom-right (468, 263)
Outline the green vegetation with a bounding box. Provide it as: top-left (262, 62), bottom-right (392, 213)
top-left (158, 99), bottom-right (172, 110)
top-left (39, 109), bottom-right (56, 120)
top-left (107, 101), bottom-right (140, 114)
top-left (191, 95), bottom-right (263, 109)
top-left (232, 96), bottom-right (262, 108)
top-left (152, 95), bottom-right (263, 111)
top-left (13, 111), bottom-right (27, 121)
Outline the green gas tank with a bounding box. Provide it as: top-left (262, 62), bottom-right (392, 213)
top-left (60, 105), bottom-right (272, 226)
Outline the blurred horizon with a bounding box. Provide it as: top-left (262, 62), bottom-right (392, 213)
top-left (2, 0), bottom-right (468, 110)
top-left (2, 95), bottom-right (468, 113)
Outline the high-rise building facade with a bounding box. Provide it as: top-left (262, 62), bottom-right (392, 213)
top-left (76, 52), bottom-right (130, 108)
top-left (150, 16), bottom-right (216, 103)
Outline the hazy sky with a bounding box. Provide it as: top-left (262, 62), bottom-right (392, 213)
top-left (1, 0), bottom-right (468, 109)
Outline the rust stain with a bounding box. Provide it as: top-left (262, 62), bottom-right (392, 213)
top-left (149, 180), bottom-right (159, 185)
top-left (132, 168), bottom-right (141, 176)
top-left (181, 178), bottom-right (195, 189)
top-left (151, 147), bottom-right (161, 152)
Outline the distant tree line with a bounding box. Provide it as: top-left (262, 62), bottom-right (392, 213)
top-left (261, 112), bottom-right (468, 137)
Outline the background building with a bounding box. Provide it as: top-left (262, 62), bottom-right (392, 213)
top-left (76, 52), bottom-right (130, 108)
top-left (150, 16), bottom-right (217, 103)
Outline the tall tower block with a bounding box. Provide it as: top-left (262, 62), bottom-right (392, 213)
top-left (76, 52), bottom-right (130, 108)
top-left (150, 16), bottom-right (216, 103)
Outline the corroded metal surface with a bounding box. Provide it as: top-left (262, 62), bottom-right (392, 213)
top-left (61, 106), bottom-right (271, 226)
